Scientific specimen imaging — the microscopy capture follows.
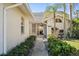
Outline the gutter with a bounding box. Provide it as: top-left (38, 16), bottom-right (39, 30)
top-left (24, 3), bottom-right (36, 22)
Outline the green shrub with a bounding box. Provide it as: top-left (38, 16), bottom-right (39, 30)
top-left (5, 35), bottom-right (36, 56)
top-left (48, 36), bottom-right (79, 56)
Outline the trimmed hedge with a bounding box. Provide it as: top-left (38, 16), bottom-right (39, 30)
top-left (4, 35), bottom-right (36, 56)
top-left (48, 36), bottom-right (79, 56)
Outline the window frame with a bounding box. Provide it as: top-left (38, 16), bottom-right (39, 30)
top-left (55, 18), bottom-right (62, 23)
top-left (21, 17), bottom-right (25, 34)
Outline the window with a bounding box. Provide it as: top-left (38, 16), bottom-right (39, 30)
top-left (55, 18), bottom-right (62, 23)
top-left (44, 21), bottom-right (47, 23)
top-left (58, 30), bottom-right (64, 38)
top-left (59, 30), bottom-right (64, 33)
top-left (51, 27), bottom-right (58, 33)
top-left (32, 24), bottom-right (36, 34)
top-left (51, 28), bottom-right (54, 33)
top-left (56, 27), bottom-right (59, 30)
top-left (21, 17), bottom-right (24, 34)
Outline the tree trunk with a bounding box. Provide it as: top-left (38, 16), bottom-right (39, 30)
top-left (69, 3), bottom-right (73, 38)
top-left (53, 12), bottom-right (56, 37)
top-left (63, 3), bottom-right (66, 39)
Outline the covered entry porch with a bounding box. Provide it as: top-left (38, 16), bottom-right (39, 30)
top-left (32, 22), bottom-right (47, 38)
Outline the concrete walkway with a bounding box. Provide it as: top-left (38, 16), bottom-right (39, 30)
top-left (30, 37), bottom-right (48, 56)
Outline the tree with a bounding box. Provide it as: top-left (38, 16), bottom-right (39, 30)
top-left (63, 3), bottom-right (66, 39)
top-left (57, 3), bottom-right (67, 39)
top-left (74, 10), bottom-right (79, 18)
top-left (45, 4), bottom-right (62, 37)
top-left (69, 3), bottom-right (78, 38)
top-left (69, 3), bottom-right (73, 38)
top-left (72, 18), bottom-right (79, 39)
top-left (72, 9), bottom-right (79, 39)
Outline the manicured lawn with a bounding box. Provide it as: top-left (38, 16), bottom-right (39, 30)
top-left (63, 39), bottom-right (79, 50)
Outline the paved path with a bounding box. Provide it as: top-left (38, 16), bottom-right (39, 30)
top-left (30, 37), bottom-right (48, 56)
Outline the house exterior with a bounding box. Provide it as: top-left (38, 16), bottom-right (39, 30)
top-left (31, 12), bottom-right (46, 37)
top-left (0, 3), bottom-right (34, 54)
top-left (0, 3), bottom-right (71, 55)
top-left (43, 11), bottom-right (71, 38)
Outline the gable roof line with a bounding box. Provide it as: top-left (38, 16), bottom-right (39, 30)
top-left (23, 3), bottom-right (36, 21)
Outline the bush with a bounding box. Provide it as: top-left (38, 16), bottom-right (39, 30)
top-left (48, 36), bottom-right (79, 56)
top-left (5, 35), bottom-right (36, 56)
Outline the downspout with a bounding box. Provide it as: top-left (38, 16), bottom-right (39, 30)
top-left (3, 7), bottom-right (7, 54)
top-left (3, 3), bottom-right (22, 54)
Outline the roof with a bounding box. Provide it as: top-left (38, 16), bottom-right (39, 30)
top-left (32, 12), bottom-right (44, 23)
top-left (19, 4), bottom-right (34, 17)
top-left (43, 11), bottom-right (70, 21)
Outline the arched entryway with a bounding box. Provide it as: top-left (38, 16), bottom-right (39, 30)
top-left (35, 23), bottom-right (47, 38)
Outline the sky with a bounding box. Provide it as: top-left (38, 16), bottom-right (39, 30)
top-left (29, 3), bottom-right (79, 17)
top-left (29, 3), bottom-right (50, 12)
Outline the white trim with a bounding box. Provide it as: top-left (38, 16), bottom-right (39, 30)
top-left (5, 4), bottom-right (22, 10)
top-left (3, 7), bottom-right (7, 54)
top-left (25, 4), bottom-right (36, 21)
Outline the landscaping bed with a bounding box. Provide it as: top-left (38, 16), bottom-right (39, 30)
top-left (2, 35), bottom-right (36, 56)
top-left (48, 36), bottom-right (79, 56)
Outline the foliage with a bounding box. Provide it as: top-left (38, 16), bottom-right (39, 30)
top-left (73, 18), bottom-right (79, 23)
top-left (3, 35), bottom-right (36, 56)
top-left (48, 34), bottom-right (56, 39)
top-left (48, 36), bottom-right (79, 56)
top-left (72, 18), bottom-right (79, 39)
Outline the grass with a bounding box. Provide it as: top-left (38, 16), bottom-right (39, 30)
top-left (62, 39), bottom-right (79, 50)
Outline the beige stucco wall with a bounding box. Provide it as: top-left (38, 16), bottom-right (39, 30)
top-left (0, 3), bottom-right (33, 54)
top-left (46, 14), bottom-right (70, 37)
top-left (0, 4), bottom-right (4, 54)
top-left (47, 19), bottom-right (52, 36)
top-left (6, 7), bottom-right (30, 51)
